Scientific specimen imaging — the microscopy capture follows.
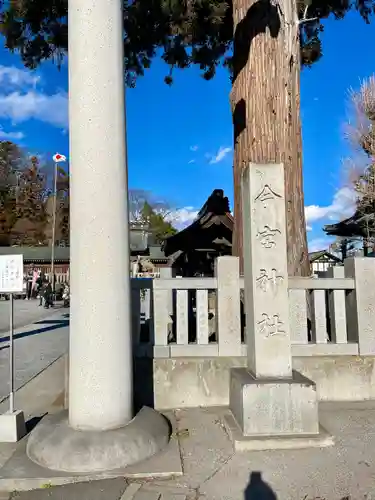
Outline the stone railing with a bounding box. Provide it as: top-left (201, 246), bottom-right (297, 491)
top-left (130, 255), bottom-right (375, 358)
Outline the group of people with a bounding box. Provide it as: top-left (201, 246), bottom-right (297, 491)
top-left (24, 268), bottom-right (54, 309)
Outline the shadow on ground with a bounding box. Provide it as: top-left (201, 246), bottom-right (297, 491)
top-left (244, 472), bottom-right (277, 500)
top-left (0, 318), bottom-right (69, 345)
top-left (133, 357), bottom-right (154, 413)
top-left (26, 414), bottom-right (47, 434)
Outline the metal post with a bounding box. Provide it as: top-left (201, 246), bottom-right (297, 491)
top-left (9, 293), bottom-right (14, 413)
top-left (51, 161), bottom-right (58, 296)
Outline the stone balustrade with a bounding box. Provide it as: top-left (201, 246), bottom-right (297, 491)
top-left (130, 254), bottom-right (375, 359)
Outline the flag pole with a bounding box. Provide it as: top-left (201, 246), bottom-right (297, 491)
top-left (50, 153), bottom-right (67, 297)
top-left (51, 160), bottom-right (58, 296)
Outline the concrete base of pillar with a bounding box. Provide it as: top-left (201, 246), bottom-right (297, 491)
top-left (0, 411), bottom-right (26, 443)
top-left (26, 407), bottom-right (170, 473)
top-left (0, 410), bottom-right (182, 492)
top-left (229, 368), bottom-right (320, 437)
top-left (224, 412), bottom-right (334, 451)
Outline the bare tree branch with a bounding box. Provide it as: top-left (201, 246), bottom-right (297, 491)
top-left (342, 75), bottom-right (375, 248)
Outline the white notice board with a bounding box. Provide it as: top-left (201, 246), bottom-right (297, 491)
top-left (0, 254), bottom-right (24, 293)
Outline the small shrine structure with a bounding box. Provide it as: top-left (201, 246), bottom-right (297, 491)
top-left (323, 210), bottom-right (375, 256)
top-left (162, 189), bottom-right (233, 276)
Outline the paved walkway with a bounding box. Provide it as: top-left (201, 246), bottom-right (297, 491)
top-left (0, 299), bottom-right (67, 335)
top-left (0, 308), bottom-right (69, 402)
top-left (1, 480), bottom-right (193, 500)
top-left (3, 401), bottom-right (375, 499)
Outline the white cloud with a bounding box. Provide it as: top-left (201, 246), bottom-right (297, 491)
top-left (208, 146), bottom-right (232, 164)
top-left (305, 186), bottom-right (358, 252)
top-left (0, 126), bottom-right (24, 140)
top-left (188, 159), bottom-right (195, 164)
top-left (0, 91), bottom-right (68, 128)
top-left (304, 187), bottom-right (357, 227)
top-left (0, 64), bottom-right (68, 129)
top-left (0, 65), bottom-right (40, 89)
top-left (190, 145), bottom-right (198, 152)
top-left (167, 206), bottom-right (199, 230)
top-left (308, 237), bottom-right (334, 253)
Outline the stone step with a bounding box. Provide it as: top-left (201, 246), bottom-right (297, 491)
top-left (122, 483), bottom-right (189, 500)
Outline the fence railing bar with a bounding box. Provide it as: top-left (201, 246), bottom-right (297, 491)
top-left (239, 277), bottom-right (355, 290)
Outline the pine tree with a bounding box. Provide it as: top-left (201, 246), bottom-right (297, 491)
top-left (2, 0), bottom-right (374, 274)
top-left (141, 201), bottom-right (177, 243)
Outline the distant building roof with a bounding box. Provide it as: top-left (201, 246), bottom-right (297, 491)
top-left (0, 239), bottom-right (168, 264)
top-left (324, 211), bottom-right (375, 238)
top-left (308, 250), bottom-right (342, 263)
top-left (162, 189), bottom-right (233, 257)
top-left (0, 246), bottom-right (69, 263)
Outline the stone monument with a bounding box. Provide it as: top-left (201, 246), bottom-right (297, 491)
top-left (226, 163), bottom-right (333, 450)
top-left (25, 0), bottom-right (170, 473)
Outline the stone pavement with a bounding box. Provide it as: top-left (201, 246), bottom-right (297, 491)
top-left (0, 309), bottom-right (69, 402)
top-left (0, 480), bottom-right (194, 500)
top-left (2, 401), bottom-right (375, 499)
top-left (0, 300), bottom-right (66, 335)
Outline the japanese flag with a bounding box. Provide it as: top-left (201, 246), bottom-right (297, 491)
top-left (53, 153), bottom-right (67, 163)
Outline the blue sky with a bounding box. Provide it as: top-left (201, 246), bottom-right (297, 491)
top-left (0, 10), bottom-right (373, 251)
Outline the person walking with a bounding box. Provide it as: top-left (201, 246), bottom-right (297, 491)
top-left (26, 269), bottom-right (33, 300)
top-left (43, 280), bottom-right (53, 309)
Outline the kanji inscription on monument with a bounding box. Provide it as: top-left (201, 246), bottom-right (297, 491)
top-left (254, 184), bottom-right (282, 207)
top-left (255, 268), bottom-right (284, 292)
top-left (241, 163), bottom-right (292, 378)
top-left (256, 226), bottom-right (281, 248)
top-left (257, 313), bottom-right (285, 337)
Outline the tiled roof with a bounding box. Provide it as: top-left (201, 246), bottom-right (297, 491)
top-left (0, 246), bottom-right (69, 262)
top-left (0, 241), bottom-right (167, 262)
top-left (308, 250), bottom-right (342, 263)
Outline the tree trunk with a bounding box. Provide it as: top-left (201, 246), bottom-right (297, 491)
top-left (231, 0), bottom-right (310, 277)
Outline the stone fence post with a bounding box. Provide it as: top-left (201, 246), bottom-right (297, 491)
top-left (344, 257), bottom-right (375, 355)
top-left (215, 256), bottom-right (242, 356)
top-left (159, 267), bottom-right (173, 316)
top-left (326, 265), bottom-right (347, 344)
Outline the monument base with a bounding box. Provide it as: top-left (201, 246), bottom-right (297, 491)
top-left (224, 412), bottom-right (334, 451)
top-left (0, 410), bottom-right (26, 443)
top-left (26, 407), bottom-right (170, 473)
top-left (229, 368), bottom-right (319, 437)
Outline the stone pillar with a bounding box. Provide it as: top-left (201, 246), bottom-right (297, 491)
top-left (26, 0), bottom-right (170, 474)
top-left (227, 163), bottom-right (326, 450)
top-left (68, 0), bottom-right (132, 430)
top-left (242, 163), bottom-right (292, 378)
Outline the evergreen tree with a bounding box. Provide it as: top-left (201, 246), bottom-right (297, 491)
top-left (13, 156), bottom-right (50, 245)
top-left (2, 0), bottom-right (374, 274)
top-left (55, 166), bottom-right (70, 246)
top-left (0, 141), bottom-right (24, 245)
top-left (141, 201), bottom-right (177, 243)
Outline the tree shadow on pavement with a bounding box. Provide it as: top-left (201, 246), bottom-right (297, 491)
top-left (244, 471), bottom-right (277, 500)
top-left (0, 319), bottom-right (69, 345)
